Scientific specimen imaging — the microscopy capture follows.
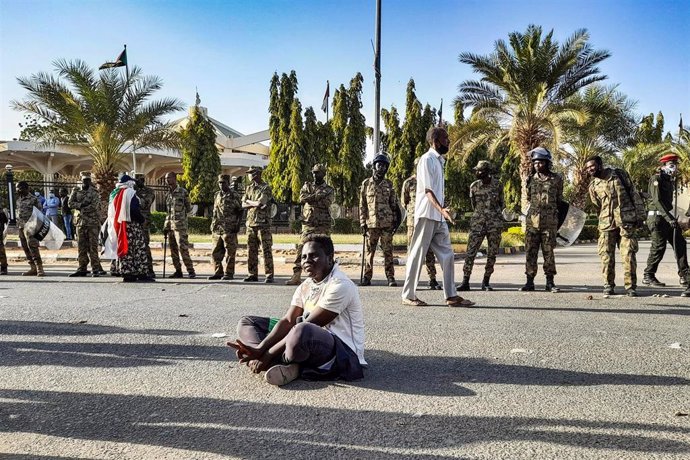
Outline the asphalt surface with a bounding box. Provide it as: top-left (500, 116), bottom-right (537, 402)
top-left (1, 241), bottom-right (689, 459)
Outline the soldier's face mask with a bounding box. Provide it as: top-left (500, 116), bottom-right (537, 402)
top-left (373, 162), bottom-right (388, 179)
top-left (663, 162), bottom-right (678, 176)
top-left (82, 179), bottom-right (91, 190)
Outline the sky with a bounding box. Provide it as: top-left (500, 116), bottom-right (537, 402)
top-left (1, 0), bottom-right (688, 160)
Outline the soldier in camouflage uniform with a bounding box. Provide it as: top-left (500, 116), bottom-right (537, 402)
top-left (457, 160), bottom-right (504, 291)
top-left (242, 166), bottom-right (274, 283)
top-left (0, 197), bottom-right (8, 275)
top-left (586, 155), bottom-right (641, 297)
top-left (359, 153), bottom-right (401, 287)
top-left (209, 174), bottom-right (242, 280)
top-left (286, 164), bottom-right (334, 285)
top-left (521, 148), bottom-right (563, 292)
top-left (68, 171), bottom-right (106, 277)
top-left (163, 172), bottom-right (196, 278)
top-left (134, 173), bottom-right (157, 279)
top-left (401, 159), bottom-right (439, 290)
top-left (642, 153), bottom-right (690, 290)
top-left (15, 181), bottom-right (45, 276)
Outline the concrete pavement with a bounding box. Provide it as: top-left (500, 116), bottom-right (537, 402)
top-left (1, 241), bottom-right (688, 459)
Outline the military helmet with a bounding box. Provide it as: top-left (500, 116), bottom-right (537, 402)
top-left (372, 153), bottom-right (390, 166)
top-left (312, 163), bottom-right (327, 173)
top-left (529, 147), bottom-right (552, 162)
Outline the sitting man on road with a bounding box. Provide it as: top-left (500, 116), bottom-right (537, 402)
top-left (228, 234), bottom-right (366, 387)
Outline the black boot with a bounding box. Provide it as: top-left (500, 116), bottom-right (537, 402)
top-left (428, 279), bottom-right (441, 290)
top-left (481, 276), bottom-right (493, 291)
top-left (457, 276), bottom-right (470, 291)
top-left (520, 276), bottom-right (535, 291)
top-left (545, 275), bottom-right (560, 293)
top-left (642, 274), bottom-right (665, 287)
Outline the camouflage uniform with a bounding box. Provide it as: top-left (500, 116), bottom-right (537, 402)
top-left (401, 176), bottom-right (436, 282)
top-left (644, 171), bottom-right (688, 280)
top-left (16, 193), bottom-right (42, 268)
top-left (243, 180), bottom-right (274, 277)
top-left (525, 172), bottom-right (563, 277)
top-left (135, 180), bottom-right (156, 276)
top-left (69, 186), bottom-right (104, 273)
top-left (211, 185), bottom-right (243, 277)
top-left (0, 199), bottom-right (7, 273)
top-left (291, 180), bottom-right (334, 273)
top-left (589, 167), bottom-right (639, 290)
top-left (359, 176), bottom-right (400, 282)
top-left (463, 178), bottom-right (504, 278)
top-left (164, 185), bottom-right (195, 274)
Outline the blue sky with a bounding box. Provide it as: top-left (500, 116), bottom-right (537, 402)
top-left (1, 0), bottom-right (688, 158)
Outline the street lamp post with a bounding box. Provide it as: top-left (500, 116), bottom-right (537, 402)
top-left (5, 165), bottom-right (16, 226)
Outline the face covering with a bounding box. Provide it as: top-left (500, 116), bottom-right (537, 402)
top-left (663, 164), bottom-right (678, 176)
top-left (436, 144), bottom-right (449, 156)
top-left (49, 193), bottom-right (55, 198)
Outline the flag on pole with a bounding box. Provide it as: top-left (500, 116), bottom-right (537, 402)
top-left (438, 99), bottom-right (443, 126)
top-left (99, 47), bottom-right (127, 70)
top-left (321, 81), bottom-right (330, 113)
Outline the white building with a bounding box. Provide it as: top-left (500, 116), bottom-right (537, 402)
top-left (0, 106), bottom-right (269, 182)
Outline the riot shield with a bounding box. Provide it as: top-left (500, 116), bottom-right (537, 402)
top-left (556, 205), bottom-right (586, 247)
top-left (24, 207), bottom-right (66, 250)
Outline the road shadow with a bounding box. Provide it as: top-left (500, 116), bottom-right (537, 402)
top-left (0, 320), bottom-right (198, 337)
top-left (0, 341), bottom-right (229, 368)
top-left (1, 389), bottom-right (688, 458)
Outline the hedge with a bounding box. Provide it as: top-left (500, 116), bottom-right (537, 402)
top-left (149, 211), bottom-right (212, 234)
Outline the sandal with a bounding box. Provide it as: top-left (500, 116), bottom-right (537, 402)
top-left (446, 296), bottom-right (475, 308)
top-left (402, 298), bottom-right (428, 307)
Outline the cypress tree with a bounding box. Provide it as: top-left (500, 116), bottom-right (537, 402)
top-left (328, 85), bottom-right (349, 204)
top-left (390, 79), bottom-right (424, 192)
top-left (285, 98), bottom-right (306, 201)
top-left (338, 72), bottom-right (367, 207)
top-left (180, 106), bottom-right (221, 215)
top-left (265, 71), bottom-right (298, 202)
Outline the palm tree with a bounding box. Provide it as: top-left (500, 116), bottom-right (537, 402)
top-left (455, 25), bottom-right (611, 211)
top-left (11, 59), bottom-right (183, 198)
top-left (562, 84), bottom-right (637, 208)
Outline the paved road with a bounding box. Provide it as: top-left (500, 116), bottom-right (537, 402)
top-left (1, 242), bottom-right (688, 459)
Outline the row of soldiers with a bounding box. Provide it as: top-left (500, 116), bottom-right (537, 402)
top-left (3, 150), bottom-right (688, 294)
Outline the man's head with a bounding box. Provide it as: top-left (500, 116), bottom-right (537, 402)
top-left (585, 156), bottom-right (604, 178)
top-left (529, 147), bottom-right (552, 174)
top-left (49, 189), bottom-right (56, 197)
top-left (301, 234), bottom-right (335, 282)
top-left (17, 181), bottom-right (29, 196)
top-left (473, 160), bottom-right (493, 180)
top-left (218, 174), bottom-right (230, 192)
top-left (59, 188), bottom-right (68, 197)
top-left (134, 173), bottom-right (145, 187)
top-left (312, 164), bottom-right (327, 185)
top-left (372, 153), bottom-right (390, 180)
top-left (426, 126), bottom-right (449, 156)
top-left (165, 172), bottom-right (178, 189)
top-left (660, 153), bottom-right (679, 176)
top-left (79, 171), bottom-right (92, 190)
top-left (247, 166), bottom-right (262, 183)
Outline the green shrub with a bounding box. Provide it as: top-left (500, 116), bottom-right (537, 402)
top-left (333, 217), bottom-right (358, 234)
top-left (188, 216), bottom-right (212, 234)
top-left (148, 211), bottom-right (212, 234)
top-left (506, 226), bottom-right (525, 236)
top-left (577, 225), bottom-right (599, 241)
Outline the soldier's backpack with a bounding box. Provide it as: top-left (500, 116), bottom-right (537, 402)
top-left (613, 168), bottom-right (647, 228)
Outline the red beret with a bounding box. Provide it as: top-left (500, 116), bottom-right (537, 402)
top-left (660, 153), bottom-right (679, 163)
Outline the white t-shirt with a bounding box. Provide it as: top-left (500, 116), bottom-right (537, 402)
top-left (290, 264), bottom-right (367, 365)
top-left (415, 148), bottom-right (446, 223)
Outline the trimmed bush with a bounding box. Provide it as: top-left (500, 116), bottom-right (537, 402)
top-left (148, 211), bottom-right (212, 234)
top-left (333, 217), bottom-right (358, 234)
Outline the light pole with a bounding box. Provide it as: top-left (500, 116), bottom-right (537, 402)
top-left (5, 164), bottom-right (16, 226)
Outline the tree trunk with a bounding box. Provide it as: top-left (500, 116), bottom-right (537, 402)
top-left (571, 167), bottom-right (591, 210)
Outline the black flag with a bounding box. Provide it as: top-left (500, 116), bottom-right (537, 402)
top-left (321, 81), bottom-right (330, 113)
top-left (99, 47), bottom-right (127, 70)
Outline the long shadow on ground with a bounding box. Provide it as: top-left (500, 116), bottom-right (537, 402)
top-left (1, 389), bottom-right (688, 458)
